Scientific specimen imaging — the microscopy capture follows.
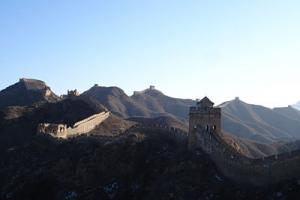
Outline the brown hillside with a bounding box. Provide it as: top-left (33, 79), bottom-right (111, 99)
top-left (82, 85), bottom-right (152, 118)
top-left (0, 96), bottom-right (107, 151)
top-left (0, 78), bottom-right (59, 109)
top-left (83, 85), bottom-right (194, 122)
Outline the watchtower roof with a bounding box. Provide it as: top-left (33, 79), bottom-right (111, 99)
top-left (197, 96), bottom-right (214, 107)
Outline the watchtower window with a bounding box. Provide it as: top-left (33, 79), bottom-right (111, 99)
top-left (213, 125), bottom-right (216, 130)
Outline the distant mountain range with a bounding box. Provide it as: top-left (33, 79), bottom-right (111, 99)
top-left (2, 78), bottom-right (300, 158)
top-left (220, 98), bottom-right (300, 157)
top-left (221, 98), bottom-right (300, 143)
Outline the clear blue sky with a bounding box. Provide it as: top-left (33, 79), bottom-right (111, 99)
top-left (1, 0), bottom-right (300, 107)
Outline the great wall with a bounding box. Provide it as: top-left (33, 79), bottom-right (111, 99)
top-left (36, 89), bottom-right (300, 185)
top-left (189, 97), bottom-right (300, 185)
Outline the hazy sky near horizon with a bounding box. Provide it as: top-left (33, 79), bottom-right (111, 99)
top-left (1, 0), bottom-right (300, 107)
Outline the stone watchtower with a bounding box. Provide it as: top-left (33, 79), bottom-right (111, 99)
top-left (188, 97), bottom-right (221, 149)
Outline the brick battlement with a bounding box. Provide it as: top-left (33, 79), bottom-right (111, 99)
top-left (190, 106), bottom-right (221, 114)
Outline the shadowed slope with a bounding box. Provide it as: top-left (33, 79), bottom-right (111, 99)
top-left (83, 85), bottom-right (194, 122)
top-left (82, 85), bottom-right (151, 118)
top-left (131, 88), bottom-right (194, 122)
top-left (33, 96), bottom-right (107, 126)
top-left (90, 114), bottom-right (136, 136)
top-left (0, 96), bottom-right (107, 150)
top-left (128, 116), bottom-right (188, 132)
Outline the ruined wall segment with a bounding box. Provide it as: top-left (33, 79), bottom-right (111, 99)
top-left (37, 111), bottom-right (110, 138)
top-left (37, 123), bottom-right (68, 138)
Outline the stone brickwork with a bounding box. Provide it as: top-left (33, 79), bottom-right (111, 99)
top-left (37, 123), bottom-right (68, 138)
top-left (189, 97), bottom-right (300, 185)
top-left (67, 112), bottom-right (110, 136)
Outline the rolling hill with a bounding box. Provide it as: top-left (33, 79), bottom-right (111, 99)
top-left (82, 85), bottom-right (150, 118)
top-left (83, 85), bottom-right (194, 122)
top-left (131, 87), bottom-right (194, 122)
top-left (0, 78), bottom-right (59, 108)
top-left (273, 106), bottom-right (300, 122)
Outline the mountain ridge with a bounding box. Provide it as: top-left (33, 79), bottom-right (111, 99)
top-left (83, 85), bottom-right (195, 122)
top-left (3, 79), bottom-right (300, 158)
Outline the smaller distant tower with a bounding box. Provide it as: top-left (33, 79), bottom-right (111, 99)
top-left (67, 89), bottom-right (80, 97)
top-left (149, 85), bottom-right (155, 90)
